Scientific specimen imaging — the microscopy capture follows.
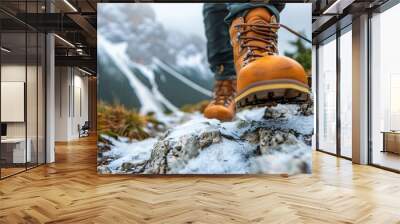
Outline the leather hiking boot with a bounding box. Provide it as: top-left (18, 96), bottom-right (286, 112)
top-left (229, 8), bottom-right (310, 108)
top-left (204, 79), bottom-right (236, 121)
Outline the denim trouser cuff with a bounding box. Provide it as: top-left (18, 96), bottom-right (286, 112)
top-left (211, 62), bottom-right (236, 81)
top-left (225, 3), bottom-right (282, 25)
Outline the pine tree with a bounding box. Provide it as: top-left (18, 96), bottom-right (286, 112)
top-left (284, 37), bottom-right (312, 74)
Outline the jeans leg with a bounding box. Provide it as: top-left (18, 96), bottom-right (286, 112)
top-left (203, 3), bottom-right (236, 81)
top-left (225, 3), bottom-right (285, 25)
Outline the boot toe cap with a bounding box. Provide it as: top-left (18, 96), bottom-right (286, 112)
top-left (238, 55), bottom-right (308, 91)
top-left (204, 104), bottom-right (235, 122)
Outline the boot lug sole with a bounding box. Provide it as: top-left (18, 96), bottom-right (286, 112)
top-left (235, 82), bottom-right (311, 109)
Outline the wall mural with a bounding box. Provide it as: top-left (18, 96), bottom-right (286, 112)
top-left (97, 3), bottom-right (313, 175)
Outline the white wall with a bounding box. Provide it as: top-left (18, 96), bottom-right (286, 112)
top-left (55, 66), bottom-right (69, 141)
top-left (54, 67), bottom-right (89, 141)
top-left (71, 73), bottom-right (89, 138)
top-left (1, 65), bottom-right (36, 138)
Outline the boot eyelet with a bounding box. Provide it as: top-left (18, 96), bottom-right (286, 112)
top-left (236, 32), bottom-right (242, 42)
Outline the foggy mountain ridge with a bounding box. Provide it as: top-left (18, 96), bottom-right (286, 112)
top-left (98, 3), bottom-right (211, 77)
top-left (98, 4), bottom-right (214, 113)
top-left (98, 36), bottom-right (213, 114)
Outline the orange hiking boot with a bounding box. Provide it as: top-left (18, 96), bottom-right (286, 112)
top-left (204, 79), bottom-right (236, 121)
top-left (229, 8), bottom-right (310, 108)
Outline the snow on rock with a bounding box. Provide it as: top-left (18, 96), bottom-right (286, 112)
top-left (98, 103), bottom-right (314, 175)
top-left (102, 137), bottom-right (157, 174)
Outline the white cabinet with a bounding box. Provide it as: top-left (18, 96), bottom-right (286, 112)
top-left (1, 138), bottom-right (32, 163)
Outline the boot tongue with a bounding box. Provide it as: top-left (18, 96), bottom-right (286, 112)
top-left (244, 8), bottom-right (272, 24)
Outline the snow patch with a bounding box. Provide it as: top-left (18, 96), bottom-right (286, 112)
top-left (105, 138), bottom-right (157, 173)
top-left (178, 140), bottom-right (255, 174)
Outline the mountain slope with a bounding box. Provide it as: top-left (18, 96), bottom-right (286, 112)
top-left (98, 35), bottom-right (213, 115)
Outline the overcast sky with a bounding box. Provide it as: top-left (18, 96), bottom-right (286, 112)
top-left (151, 3), bottom-right (311, 53)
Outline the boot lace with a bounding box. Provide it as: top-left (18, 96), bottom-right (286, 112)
top-left (235, 21), bottom-right (311, 65)
top-left (212, 80), bottom-right (236, 106)
top-left (235, 21), bottom-right (280, 62)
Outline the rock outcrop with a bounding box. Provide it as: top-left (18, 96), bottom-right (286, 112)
top-left (98, 103), bottom-right (313, 175)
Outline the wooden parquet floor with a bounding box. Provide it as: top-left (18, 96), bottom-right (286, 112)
top-left (1, 135), bottom-right (400, 224)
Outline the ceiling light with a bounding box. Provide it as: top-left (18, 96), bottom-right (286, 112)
top-left (1, 47), bottom-right (11, 53)
top-left (323, 0), bottom-right (342, 14)
top-left (76, 48), bottom-right (86, 55)
top-left (54, 34), bottom-right (75, 48)
top-left (78, 67), bottom-right (93, 76)
top-left (322, 0), bottom-right (355, 15)
top-left (63, 0), bottom-right (78, 12)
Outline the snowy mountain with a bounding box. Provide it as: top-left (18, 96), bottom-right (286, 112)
top-left (98, 4), bottom-right (214, 115)
top-left (98, 36), bottom-right (212, 115)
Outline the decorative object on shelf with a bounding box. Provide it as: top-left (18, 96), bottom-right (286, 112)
top-left (382, 131), bottom-right (400, 155)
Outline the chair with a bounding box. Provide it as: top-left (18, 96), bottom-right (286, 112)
top-left (78, 121), bottom-right (90, 138)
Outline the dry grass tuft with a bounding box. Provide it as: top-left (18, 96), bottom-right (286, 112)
top-left (98, 102), bottom-right (164, 140)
